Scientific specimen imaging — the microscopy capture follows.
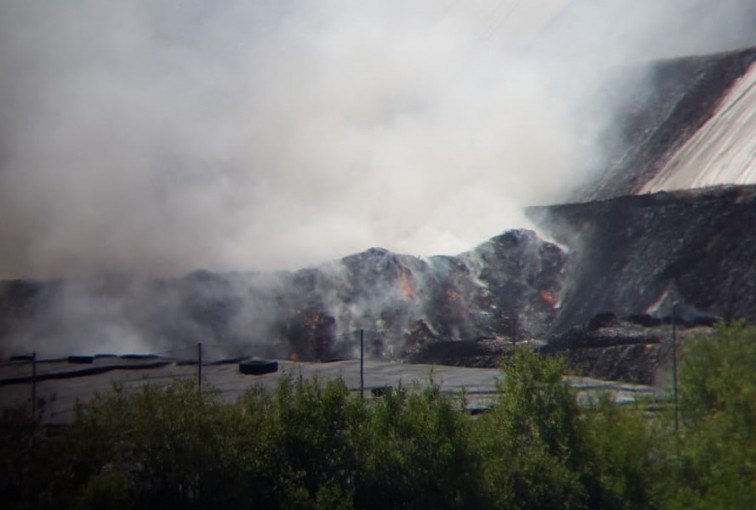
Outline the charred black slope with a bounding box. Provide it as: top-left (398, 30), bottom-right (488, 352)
top-left (0, 231), bottom-right (565, 361)
top-left (577, 46), bottom-right (756, 201)
top-left (529, 184), bottom-right (756, 336)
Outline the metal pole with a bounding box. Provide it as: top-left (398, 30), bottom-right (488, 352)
top-left (360, 329), bottom-right (365, 401)
top-left (31, 352), bottom-right (37, 422)
top-left (198, 342), bottom-right (203, 395)
top-left (511, 315), bottom-right (517, 352)
top-left (672, 304), bottom-right (679, 432)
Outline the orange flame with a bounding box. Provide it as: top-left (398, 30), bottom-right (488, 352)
top-left (399, 267), bottom-right (415, 299)
top-left (540, 290), bottom-right (558, 306)
top-left (305, 312), bottom-right (325, 328)
top-left (445, 289), bottom-right (460, 302)
top-left (289, 352), bottom-right (299, 362)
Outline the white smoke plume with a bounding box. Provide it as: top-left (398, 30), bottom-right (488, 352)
top-left (0, 0), bottom-right (754, 279)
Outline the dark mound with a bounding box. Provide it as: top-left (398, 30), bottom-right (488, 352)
top-left (529, 185), bottom-right (756, 335)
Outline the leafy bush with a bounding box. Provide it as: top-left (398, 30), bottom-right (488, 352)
top-left (354, 382), bottom-right (483, 510)
top-left (2, 324), bottom-right (754, 509)
top-left (667, 322), bottom-right (756, 509)
top-left (474, 350), bottom-right (588, 509)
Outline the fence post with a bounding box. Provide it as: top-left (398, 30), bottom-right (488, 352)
top-left (672, 304), bottom-right (679, 432)
top-left (511, 315), bottom-right (517, 352)
top-left (31, 351), bottom-right (37, 422)
top-left (198, 342), bottom-right (203, 395)
top-left (360, 329), bottom-right (365, 401)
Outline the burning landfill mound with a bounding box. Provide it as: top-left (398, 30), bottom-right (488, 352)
top-left (3, 186), bottom-right (755, 386)
top-left (0, 229), bottom-right (565, 363)
top-left (1, 1), bottom-right (756, 385)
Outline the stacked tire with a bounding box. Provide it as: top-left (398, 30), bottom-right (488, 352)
top-left (239, 360), bottom-right (278, 375)
top-left (68, 355), bottom-right (94, 364)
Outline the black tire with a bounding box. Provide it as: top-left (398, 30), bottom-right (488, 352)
top-left (67, 355), bottom-right (94, 364)
top-left (119, 354), bottom-right (160, 360)
top-left (9, 355), bottom-right (34, 362)
top-left (239, 360), bottom-right (278, 376)
top-left (207, 356), bottom-right (248, 366)
top-left (370, 385), bottom-right (393, 397)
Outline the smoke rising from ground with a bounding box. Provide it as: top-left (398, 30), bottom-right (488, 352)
top-left (0, 0), bottom-right (754, 279)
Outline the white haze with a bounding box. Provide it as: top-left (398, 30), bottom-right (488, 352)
top-left (0, 0), bottom-right (754, 279)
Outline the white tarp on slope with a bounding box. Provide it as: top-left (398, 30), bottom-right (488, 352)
top-left (640, 62), bottom-right (756, 193)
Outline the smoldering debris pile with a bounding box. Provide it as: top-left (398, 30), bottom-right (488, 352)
top-left (2, 183), bottom-right (754, 382)
top-left (0, 230), bottom-right (565, 363)
top-left (2, 44), bottom-right (756, 385)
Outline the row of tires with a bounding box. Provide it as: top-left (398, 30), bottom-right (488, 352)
top-left (64, 356), bottom-right (279, 376)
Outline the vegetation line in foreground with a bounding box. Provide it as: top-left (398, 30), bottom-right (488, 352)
top-left (1, 322), bottom-right (754, 509)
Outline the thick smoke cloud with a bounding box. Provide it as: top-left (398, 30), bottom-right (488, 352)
top-left (0, 0), bottom-right (753, 279)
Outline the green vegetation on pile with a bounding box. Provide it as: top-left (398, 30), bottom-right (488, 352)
top-left (1, 323), bottom-right (754, 509)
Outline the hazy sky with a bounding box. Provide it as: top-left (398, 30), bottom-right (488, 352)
top-left (0, 0), bottom-right (753, 278)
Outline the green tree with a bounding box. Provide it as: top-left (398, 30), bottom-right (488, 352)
top-left (264, 375), bottom-right (363, 509)
top-left (62, 379), bottom-right (245, 509)
top-left (583, 394), bottom-right (665, 510)
top-left (474, 349), bottom-right (588, 509)
top-left (355, 382), bottom-right (483, 510)
top-left (666, 322), bottom-right (756, 509)
top-left (474, 348), bottom-right (662, 510)
top-left (13, 328), bottom-right (756, 510)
